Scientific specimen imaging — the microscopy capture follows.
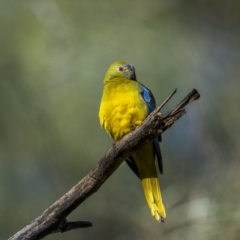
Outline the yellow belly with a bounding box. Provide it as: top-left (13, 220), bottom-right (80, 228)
top-left (99, 79), bottom-right (148, 141)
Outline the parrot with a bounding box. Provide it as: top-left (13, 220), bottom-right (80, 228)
top-left (99, 61), bottom-right (166, 222)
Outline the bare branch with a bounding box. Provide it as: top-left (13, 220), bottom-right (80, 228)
top-left (8, 89), bottom-right (200, 240)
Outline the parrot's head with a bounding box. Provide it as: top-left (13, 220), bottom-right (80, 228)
top-left (104, 61), bottom-right (137, 83)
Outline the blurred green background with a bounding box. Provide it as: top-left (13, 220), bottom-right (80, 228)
top-left (1, 0), bottom-right (240, 239)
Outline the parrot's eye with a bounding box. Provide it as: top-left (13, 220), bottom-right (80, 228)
top-left (118, 67), bottom-right (123, 71)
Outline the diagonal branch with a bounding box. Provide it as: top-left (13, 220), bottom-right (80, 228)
top-left (8, 89), bottom-right (200, 240)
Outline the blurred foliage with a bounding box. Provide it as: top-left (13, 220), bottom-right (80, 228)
top-left (1, 0), bottom-right (240, 239)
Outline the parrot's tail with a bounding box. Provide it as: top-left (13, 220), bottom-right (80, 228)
top-left (141, 178), bottom-right (166, 222)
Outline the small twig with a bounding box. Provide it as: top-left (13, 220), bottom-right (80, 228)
top-left (168, 89), bottom-right (200, 116)
top-left (155, 88), bottom-right (177, 112)
top-left (55, 219), bottom-right (92, 233)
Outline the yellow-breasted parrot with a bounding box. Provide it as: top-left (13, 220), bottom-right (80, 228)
top-left (99, 61), bottom-right (166, 221)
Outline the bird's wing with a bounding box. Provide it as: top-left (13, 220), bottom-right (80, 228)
top-left (139, 83), bottom-right (156, 113)
top-left (125, 83), bottom-right (163, 176)
top-left (126, 156), bottom-right (140, 178)
top-left (140, 83), bottom-right (163, 174)
top-left (153, 137), bottom-right (163, 174)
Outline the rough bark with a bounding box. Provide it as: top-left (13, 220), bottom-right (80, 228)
top-left (8, 89), bottom-right (200, 240)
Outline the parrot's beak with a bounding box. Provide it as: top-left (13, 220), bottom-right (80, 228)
top-left (123, 63), bottom-right (137, 81)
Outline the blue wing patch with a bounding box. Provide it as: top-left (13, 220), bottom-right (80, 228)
top-left (140, 83), bottom-right (163, 174)
top-left (125, 83), bottom-right (163, 176)
top-left (140, 83), bottom-right (156, 113)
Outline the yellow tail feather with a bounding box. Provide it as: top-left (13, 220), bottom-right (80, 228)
top-left (141, 178), bottom-right (166, 221)
top-left (132, 143), bottom-right (166, 221)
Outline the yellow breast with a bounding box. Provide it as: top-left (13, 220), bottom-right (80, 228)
top-left (99, 78), bottom-right (148, 141)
